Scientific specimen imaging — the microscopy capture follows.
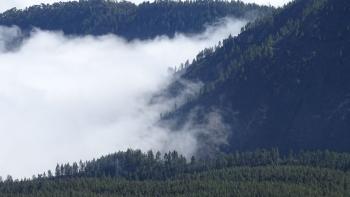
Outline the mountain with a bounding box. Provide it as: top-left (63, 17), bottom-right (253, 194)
top-left (0, 0), bottom-right (272, 40)
top-left (1, 149), bottom-right (350, 196)
top-left (167, 0), bottom-right (350, 153)
top-left (0, 0), bottom-right (350, 195)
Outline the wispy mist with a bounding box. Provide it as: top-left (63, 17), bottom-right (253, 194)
top-left (0, 26), bottom-right (21, 52)
top-left (0, 18), bottom-right (245, 178)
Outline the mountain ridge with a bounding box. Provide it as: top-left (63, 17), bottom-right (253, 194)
top-left (0, 0), bottom-right (272, 40)
top-left (166, 0), bottom-right (350, 153)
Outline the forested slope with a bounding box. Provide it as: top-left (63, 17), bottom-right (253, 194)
top-left (167, 0), bottom-right (350, 153)
top-left (0, 0), bottom-right (272, 40)
top-left (1, 0), bottom-right (350, 195)
top-left (1, 149), bottom-right (350, 196)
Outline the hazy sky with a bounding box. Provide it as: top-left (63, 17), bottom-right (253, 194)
top-left (0, 0), bottom-right (293, 13)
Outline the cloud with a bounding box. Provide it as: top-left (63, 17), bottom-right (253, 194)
top-left (241, 0), bottom-right (291, 7)
top-left (0, 0), bottom-right (293, 13)
top-left (0, 18), bottom-right (246, 179)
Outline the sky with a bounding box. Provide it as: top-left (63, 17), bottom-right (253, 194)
top-left (0, 0), bottom-right (293, 13)
top-left (0, 18), bottom-right (244, 179)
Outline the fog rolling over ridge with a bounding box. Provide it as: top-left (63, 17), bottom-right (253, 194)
top-left (0, 18), bottom-right (246, 178)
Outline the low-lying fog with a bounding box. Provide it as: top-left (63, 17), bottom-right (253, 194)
top-left (0, 18), bottom-right (245, 178)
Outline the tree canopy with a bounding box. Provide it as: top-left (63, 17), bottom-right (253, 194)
top-left (0, 0), bottom-right (272, 40)
top-left (165, 0), bottom-right (350, 154)
top-left (1, 149), bottom-right (350, 196)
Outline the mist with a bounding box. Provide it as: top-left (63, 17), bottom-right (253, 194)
top-left (0, 18), bottom-right (245, 178)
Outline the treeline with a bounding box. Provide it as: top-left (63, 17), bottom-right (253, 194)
top-left (0, 0), bottom-right (272, 40)
top-left (2, 149), bottom-right (350, 181)
top-left (0, 149), bottom-right (350, 196)
top-left (5, 149), bottom-right (349, 182)
top-left (47, 149), bottom-right (350, 180)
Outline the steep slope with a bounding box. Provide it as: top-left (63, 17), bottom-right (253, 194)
top-left (0, 0), bottom-right (272, 40)
top-left (168, 0), bottom-right (350, 153)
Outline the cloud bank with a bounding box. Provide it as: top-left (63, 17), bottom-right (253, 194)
top-left (0, 18), bottom-right (245, 179)
top-left (0, 0), bottom-right (293, 13)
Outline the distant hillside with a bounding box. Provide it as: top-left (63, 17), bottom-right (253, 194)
top-left (167, 0), bottom-right (350, 153)
top-left (0, 0), bottom-right (272, 40)
top-left (1, 149), bottom-right (350, 196)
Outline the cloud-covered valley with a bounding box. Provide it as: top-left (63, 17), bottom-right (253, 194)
top-left (0, 18), bottom-right (246, 178)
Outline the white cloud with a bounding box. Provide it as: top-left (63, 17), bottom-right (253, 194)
top-left (0, 18), bottom-right (245, 179)
top-left (241, 0), bottom-right (291, 7)
top-left (0, 0), bottom-right (293, 13)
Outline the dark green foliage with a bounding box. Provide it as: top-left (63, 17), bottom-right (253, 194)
top-left (0, 0), bottom-right (272, 40)
top-left (167, 0), bottom-right (350, 153)
top-left (44, 149), bottom-right (350, 181)
top-left (1, 0), bottom-right (349, 196)
top-left (0, 149), bottom-right (350, 196)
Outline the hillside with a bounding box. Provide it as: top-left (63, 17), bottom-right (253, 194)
top-left (167, 0), bottom-right (350, 154)
top-left (1, 0), bottom-right (350, 195)
top-left (0, 0), bottom-right (272, 40)
top-left (1, 149), bottom-right (350, 196)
